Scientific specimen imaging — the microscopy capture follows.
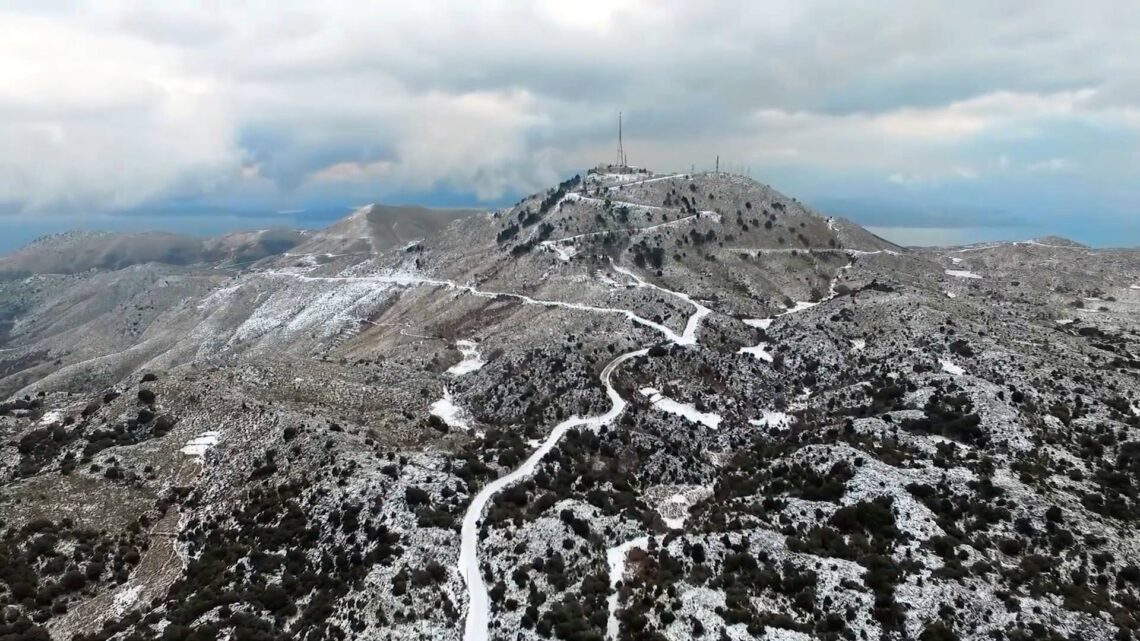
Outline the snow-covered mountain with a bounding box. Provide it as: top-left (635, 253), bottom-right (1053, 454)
top-left (2, 167), bottom-right (1140, 641)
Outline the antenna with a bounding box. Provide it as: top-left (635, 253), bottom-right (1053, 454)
top-left (617, 112), bottom-right (625, 167)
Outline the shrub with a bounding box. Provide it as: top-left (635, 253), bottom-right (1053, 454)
top-left (405, 487), bottom-right (431, 506)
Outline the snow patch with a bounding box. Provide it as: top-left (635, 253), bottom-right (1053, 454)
top-left (784, 300), bottom-right (819, 313)
top-left (606, 536), bottom-right (650, 640)
top-left (940, 360), bottom-right (966, 376)
top-left (851, 339), bottom-right (866, 351)
top-left (180, 431), bottom-right (221, 457)
top-left (542, 241), bottom-right (577, 262)
top-left (430, 388), bottom-right (471, 430)
top-left (749, 410), bottom-right (791, 431)
top-left (112, 585), bottom-right (143, 616)
top-left (639, 387), bottom-right (722, 429)
top-left (764, 628), bottom-right (814, 641)
top-left (38, 410), bottom-right (64, 425)
top-left (945, 269), bottom-right (982, 280)
top-left (743, 318), bottom-right (774, 330)
top-left (447, 340), bottom-right (485, 376)
top-left (645, 485), bottom-right (710, 532)
top-left (738, 342), bottom-right (773, 362)
top-left (738, 299), bottom-right (823, 362)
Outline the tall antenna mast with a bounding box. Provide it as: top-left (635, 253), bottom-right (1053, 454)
top-left (617, 112), bottom-right (625, 167)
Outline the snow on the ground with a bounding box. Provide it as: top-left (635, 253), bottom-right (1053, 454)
top-left (267, 263), bottom-right (709, 347)
top-left (799, 442), bottom-right (962, 545)
top-left (639, 387), bottom-right (722, 429)
top-left (440, 261), bottom-right (712, 641)
top-left (945, 291), bottom-right (957, 298)
top-left (787, 387), bottom-right (814, 413)
top-left (940, 360), bottom-right (966, 376)
top-left (460, 347), bottom-right (653, 641)
top-left (1131, 284), bottom-right (1140, 290)
top-left (606, 536), bottom-right (650, 640)
top-left (38, 410), bottom-right (64, 425)
top-left (945, 269), bottom-right (982, 279)
top-left (763, 629), bottom-right (814, 641)
top-left (739, 318), bottom-right (776, 361)
top-left (851, 339), bottom-right (866, 351)
top-left (749, 410), bottom-right (791, 431)
top-left (602, 172), bottom-right (685, 190)
top-left (180, 431), bottom-right (221, 457)
top-left (542, 241), bottom-right (576, 262)
top-left (738, 342), bottom-right (773, 362)
top-left (610, 262), bottom-right (711, 345)
top-left (644, 485), bottom-right (710, 531)
top-left (743, 318), bottom-right (774, 330)
top-left (447, 340), bottom-right (485, 376)
top-left (597, 272), bottom-right (625, 289)
top-left (661, 494), bottom-right (689, 529)
top-left (430, 388), bottom-right (471, 430)
top-left (225, 276), bottom-right (399, 349)
top-left (589, 172), bottom-right (643, 184)
top-left (738, 299), bottom-right (820, 362)
top-left (784, 301), bottom-right (819, 313)
top-left (1055, 319), bottom-right (1075, 325)
top-left (950, 256), bottom-right (963, 264)
top-left (112, 584), bottom-right (143, 617)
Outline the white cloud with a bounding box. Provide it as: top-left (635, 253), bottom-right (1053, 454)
top-left (0, 11), bottom-right (242, 210)
top-left (1027, 158), bottom-right (1072, 172)
top-left (308, 160), bottom-right (396, 184)
top-left (0, 1), bottom-right (1138, 212)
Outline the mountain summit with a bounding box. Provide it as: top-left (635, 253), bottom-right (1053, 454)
top-left (2, 168), bottom-right (1140, 641)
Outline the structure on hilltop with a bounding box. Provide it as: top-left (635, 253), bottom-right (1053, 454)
top-left (614, 111), bottom-right (630, 168)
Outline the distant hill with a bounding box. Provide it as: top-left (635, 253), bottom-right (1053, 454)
top-left (0, 204), bottom-right (481, 276)
top-left (1031, 235), bottom-right (1088, 248)
top-left (0, 228), bottom-right (303, 276)
top-left (289, 203), bottom-right (482, 256)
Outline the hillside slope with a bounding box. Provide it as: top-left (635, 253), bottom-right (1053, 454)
top-left (0, 228), bottom-right (304, 276)
top-left (287, 204), bottom-right (480, 257)
top-left (1, 169), bottom-right (1139, 641)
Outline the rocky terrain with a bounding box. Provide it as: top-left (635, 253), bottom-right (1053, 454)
top-left (2, 166), bottom-right (1140, 641)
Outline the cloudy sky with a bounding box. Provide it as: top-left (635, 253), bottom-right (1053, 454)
top-left (2, 0), bottom-right (1139, 247)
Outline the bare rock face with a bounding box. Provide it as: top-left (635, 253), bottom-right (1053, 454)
top-left (2, 168), bottom-right (1139, 641)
